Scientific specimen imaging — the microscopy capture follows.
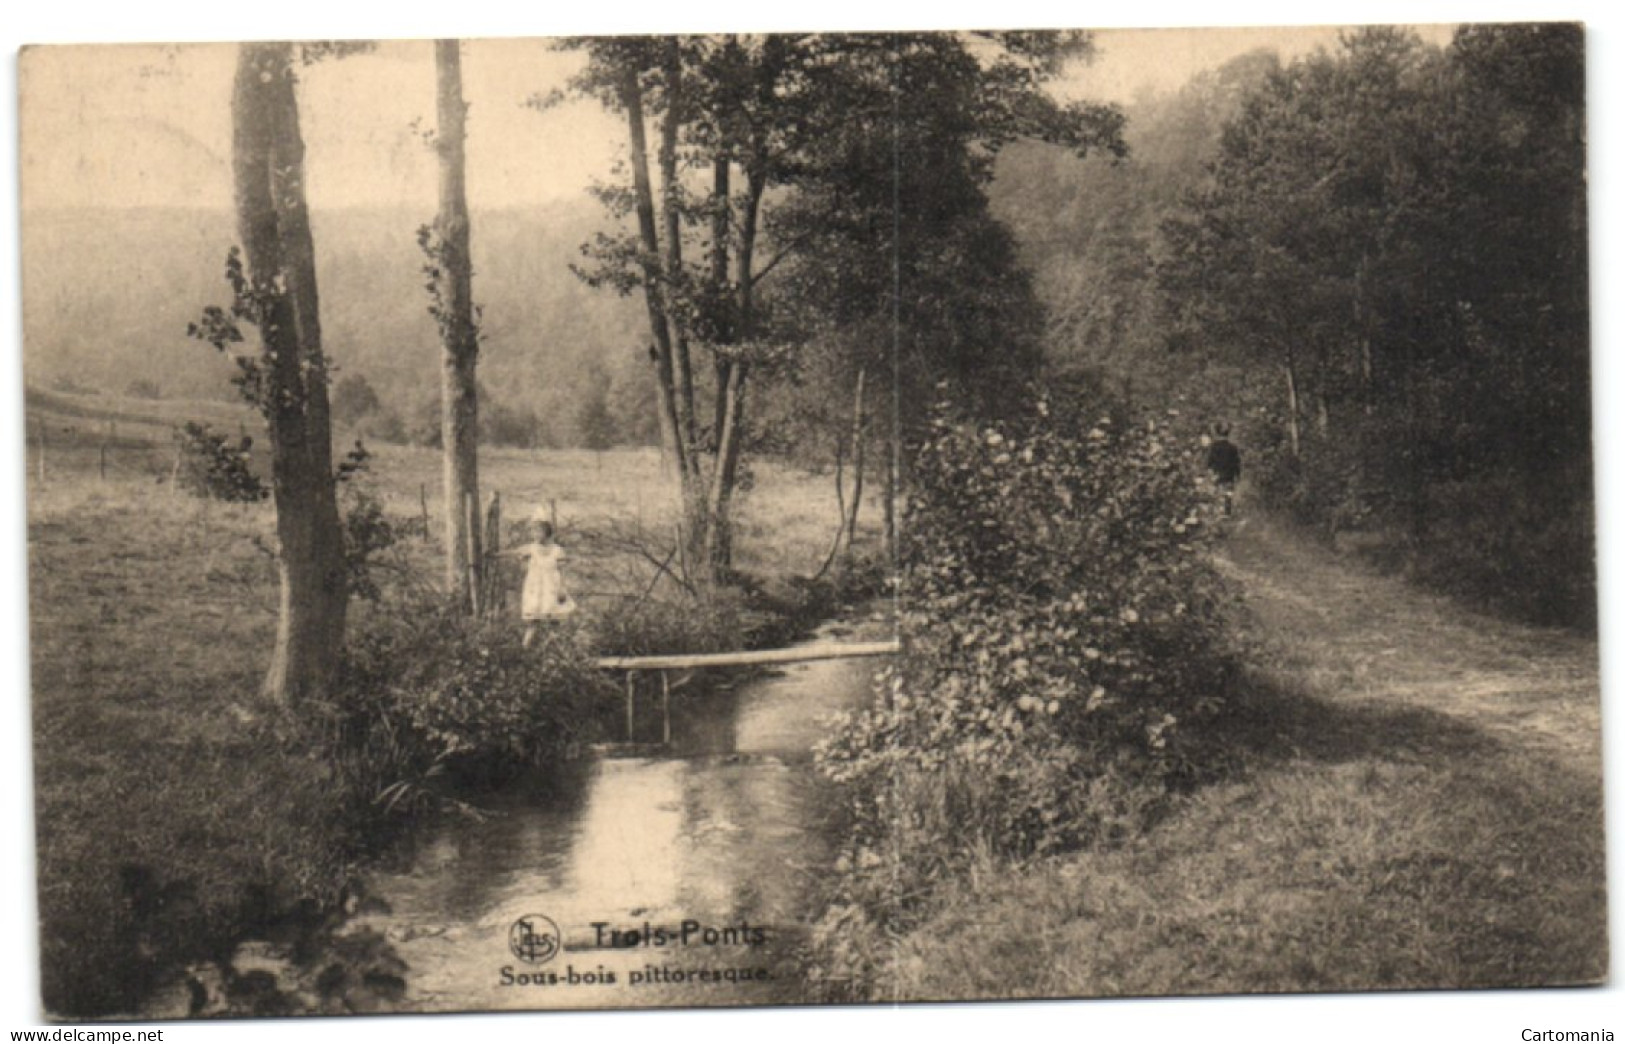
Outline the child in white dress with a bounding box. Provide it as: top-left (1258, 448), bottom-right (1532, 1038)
top-left (499, 517), bottom-right (576, 647)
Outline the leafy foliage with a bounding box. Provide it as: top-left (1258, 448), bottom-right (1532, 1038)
top-left (331, 373), bottom-right (383, 428)
top-left (340, 606), bottom-right (615, 792)
top-left (331, 441), bottom-right (401, 603)
top-left (557, 32), bottom-right (1127, 573)
top-left (817, 383), bottom-right (1237, 892)
top-left (416, 222), bottom-right (484, 352)
top-left (172, 421), bottom-right (268, 502)
top-left (1157, 26), bottom-right (1590, 626)
top-left (996, 26), bottom-right (1593, 627)
top-left (186, 247), bottom-right (284, 415)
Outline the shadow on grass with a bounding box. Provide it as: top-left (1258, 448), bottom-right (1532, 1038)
top-left (1183, 665), bottom-right (1504, 785)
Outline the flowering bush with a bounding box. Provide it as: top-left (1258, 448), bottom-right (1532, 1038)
top-left (817, 387), bottom-right (1237, 867)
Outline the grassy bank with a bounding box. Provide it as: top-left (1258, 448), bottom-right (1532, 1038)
top-left (30, 479), bottom-right (347, 1015)
top-left (808, 512), bottom-right (1604, 1000)
top-left (27, 390), bottom-right (877, 1017)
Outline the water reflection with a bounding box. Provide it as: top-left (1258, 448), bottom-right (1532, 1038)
top-left (357, 616), bottom-right (888, 1012)
top-left (568, 760), bottom-right (684, 916)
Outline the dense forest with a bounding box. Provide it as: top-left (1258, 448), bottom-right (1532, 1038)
top-left (993, 25), bottom-right (1590, 626)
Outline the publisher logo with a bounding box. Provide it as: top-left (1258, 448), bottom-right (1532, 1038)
top-left (509, 914), bottom-right (562, 965)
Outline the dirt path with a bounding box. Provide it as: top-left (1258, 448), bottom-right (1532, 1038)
top-left (1219, 511), bottom-right (1602, 767)
top-left (832, 508), bottom-right (1607, 1001)
top-left (885, 507), bottom-right (1607, 999)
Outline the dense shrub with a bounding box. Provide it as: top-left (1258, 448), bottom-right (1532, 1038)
top-left (331, 441), bottom-right (405, 603)
top-left (173, 421), bottom-right (268, 502)
top-left (589, 588), bottom-right (750, 659)
top-left (817, 387), bottom-right (1236, 893)
top-left (338, 488), bottom-right (400, 603)
top-left (1412, 476), bottom-right (1596, 629)
top-left (331, 372), bottom-right (383, 428)
top-left (353, 408), bottom-right (408, 445)
top-left (1241, 398), bottom-right (1596, 629)
top-left (338, 606), bottom-right (617, 797)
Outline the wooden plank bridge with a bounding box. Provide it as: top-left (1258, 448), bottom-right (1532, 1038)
top-left (593, 639), bottom-right (902, 748)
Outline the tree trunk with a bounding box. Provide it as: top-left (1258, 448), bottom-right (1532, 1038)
top-left (704, 360), bottom-right (747, 571)
top-left (709, 156), bottom-right (732, 335)
top-left (814, 427), bottom-right (848, 582)
top-left (842, 368), bottom-right (867, 561)
top-left (1355, 250), bottom-right (1375, 414)
top-left (659, 38), bottom-right (697, 468)
top-left (882, 428), bottom-right (897, 568)
top-left (709, 155), bottom-right (733, 456)
top-left (435, 40), bottom-right (482, 611)
top-left (233, 42), bottom-right (347, 706)
top-left (618, 64), bottom-right (687, 484)
top-left (703, 171), bottom-right (765, 572)
top-left (483, 490), bottom-right (503, 616)
top-left (1284, 354), bottom-right (1302, 459)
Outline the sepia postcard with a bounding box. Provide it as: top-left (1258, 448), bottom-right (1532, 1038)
top-left (14, 19), bottom-right (1609, 1030)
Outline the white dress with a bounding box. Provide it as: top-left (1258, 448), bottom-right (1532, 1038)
top-left (518, 543), bottom-right (576, 621)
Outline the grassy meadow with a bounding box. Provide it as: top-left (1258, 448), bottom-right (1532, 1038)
top-left (25, 386), bottom-right (874, 1016)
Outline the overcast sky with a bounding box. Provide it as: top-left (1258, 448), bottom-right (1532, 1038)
top-left (20, 25), bottom-right (1454, 213)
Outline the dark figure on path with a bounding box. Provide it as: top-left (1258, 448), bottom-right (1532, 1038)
top-left (1207, 422), bottom-right (1242, 516)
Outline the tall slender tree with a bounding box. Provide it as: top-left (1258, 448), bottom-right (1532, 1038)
top-left (558, 33), bottom-right (1122, 581)
top-left (425, 39), bottom-right (483, 609)
top-left (196, 42), bottom-right (348, 704)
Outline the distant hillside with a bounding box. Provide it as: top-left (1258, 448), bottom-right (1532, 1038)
top-left (22, 203), bottom-right (648, 442)
top-left (987, 49), bottom-right (1279, 379)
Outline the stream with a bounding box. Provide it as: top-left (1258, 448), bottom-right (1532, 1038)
top-left (348, 610), bottom-right (893, 1012)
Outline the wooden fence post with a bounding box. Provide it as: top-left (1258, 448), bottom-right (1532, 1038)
top-left (483, 491), bottom-right (502, 616)
top-left (465, 491), bottom-right (483, 615)
top-left (660, 670), bottom-right (671, 746)
top-left (625, 671), bottom-right (636, 742)
top-left (419, 483), bottom-right (431, 543)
